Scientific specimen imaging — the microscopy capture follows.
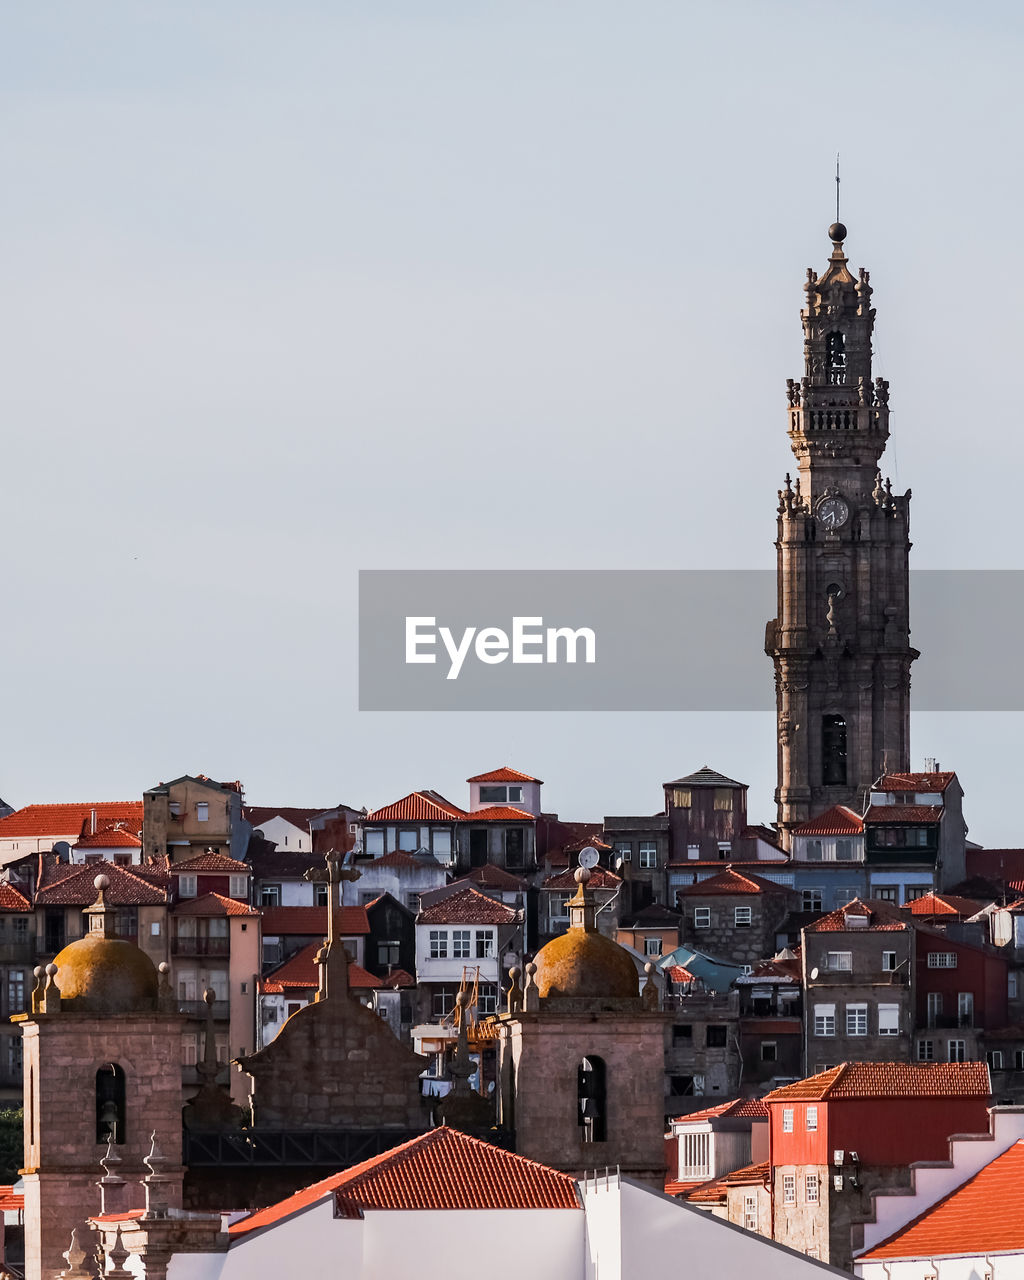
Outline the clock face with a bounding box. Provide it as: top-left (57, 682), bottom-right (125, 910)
top-left (818, 497), bottom-right (850, 530)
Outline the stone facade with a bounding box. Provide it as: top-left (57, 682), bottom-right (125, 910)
top-left (766, 226), bottom-right (916, 837)
top-left (678, 876), bottom-right (797, 967)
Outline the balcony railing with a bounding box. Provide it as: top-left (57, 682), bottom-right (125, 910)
top-left (178, 1000), bottom-right (231, 1020)
top-left (172, 936), bottom-right (230, 957)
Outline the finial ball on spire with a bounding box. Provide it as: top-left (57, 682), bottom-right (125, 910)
top-left (828, 221), bottom-right (847, 244)
top-left (574, 866), bottom-right (591, 886)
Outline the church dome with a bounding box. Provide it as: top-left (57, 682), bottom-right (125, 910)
top-left (52, 932), bottom-right (159, 1013)
top-left (532, 928), bottom-right (639, 1000)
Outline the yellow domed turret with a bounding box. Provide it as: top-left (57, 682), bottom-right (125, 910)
top-left (50, 874), bottom-right (159, 1014)
top-left (531, 867), bottom-right (640, 1003)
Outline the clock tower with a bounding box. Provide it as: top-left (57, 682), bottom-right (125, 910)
top-left (765, 223), bottom-right (917, 838)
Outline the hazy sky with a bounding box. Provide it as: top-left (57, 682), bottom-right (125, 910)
top-left (2, 3), bottom-right (1022, 843)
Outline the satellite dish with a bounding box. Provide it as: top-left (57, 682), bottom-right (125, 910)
top-left (810, 967), bottom-right (820, 980)
top-left (578, 846), bottom-right (600, 870)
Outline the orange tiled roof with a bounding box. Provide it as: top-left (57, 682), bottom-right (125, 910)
top-left (792, 805), bottom-right (864, 836)
top-left (418, 886), bottom-right (518, 926)
top-left (365, 792), bottom-right (467, 823)
top-left (261, 942), bottom-right (380, 993)
top-left (542, 866), bottom-right (621, 890)
top-left (35, 861), bottom-right (167, 907)
top-left (173, 893), bottom-right (258, 918)
top-left (381, 967), bottom-right (415, 988)
top-left (467, 767), bottom-right (542, 784)
top-left (170, 850), bottom-right (248, 874)
top-left (465, 806), bottom-right (535, 823)
top-left (0, 883), bottom-right (31, 912)
top-left (672, 1097), bottom-right (770, 1124)
top-left (879, 772), bottom-right (956, 794)
top-left (0, 802), bottom-right (143, 840)
top-left (665, 964), bottom-right (697, 984)
top-left (678, 868), bottom-right (791, 896)
top-left (664, 1178), bottom-right (706, 1197)
top-left (906, 893), bottom-right (984, 917)
top-left (260, 906), bottom-right (370, 937)
top-left (229, 1127), bottom-right (580, 1235)
top-left (466, 865), bottom-right (528, 890)
top-left (0, 1185), bottom-right (23, 1213)
top-left (860, 1139), bottom-right (1024, 1260)
top-left (864, 805), bottom-right (943, 824)
top-left (684, 1175), bottom-right (729, 1204)
top-left (804, 898), bottom-right (909, 932)
top-left (73, 827), bottom-right (142, 849)
top-left (764, 1062), bottom-right (991, 1103)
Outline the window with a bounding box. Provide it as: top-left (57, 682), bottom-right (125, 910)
top-left (196, 803), bottom-right (209, 822)
top-left (706, 1025), bottom-right (728, 1048)
top-left (478, 983), bottom-right (498, 1014)
top-left (314, 883), bottom-right (330, 907)
top-left (508, 786), bottom-right (523, 803)
top-left (672, 788), bottom-right (692, 808)
top-left (882, 951), bottom-right (898, 972)
top-left (687, 844), bottom-right (700, 860)
top-left (713, 789), bottom-right (733, 811)
top-left (927, 993), bottom-right (944, 1028)
top-left (429, 930), bottom-right (447, 959)
top-left (179, 875), bottom-right (197, 899)
top-left (364, 829), bottom-right (384, 856)
top-left (96, 1063), bottom-right (127, 1145)
top-left (638, 842), bottom-right (657, 869)
top-left (835, 839), bottom-right (853, 861)
top-left (578, 1056), bottom-right (607, 1143)
top-left (229, 874), bottom-right (247, 898)
top-left (452, 930), bottom-right (470, 959)
top-left (826, 951), bottom-right (853, 972)
top-left (669, 1074), bottom-right (696, 1096)
top-left (694, 907), bottom-right (711, 929)
top-left (614, 842), bottom-right (632, 863)
top-left (717, 842), bottom-right (732, 859)
top-left (917, 1039), bottom-right (935, 1061)
top-left (182, 1033), bottom-right (198, 1067)
top-left (552, 893), bottom-right (573, 921)
top-left (378, 941), bottom-right (400, 967)
top-left (822, 714), bottom-right (848, 785)
top-left (948, 1039), bottom-right (966, 1063)
top-left (504, 828), bottom-right (525, 868)
top-left (803, 889), bottom-right (823, 913)
top-left (169, 802), bottom-right (181, 817)
top-left (782, 1108), bottom-right (794, 1132)
top-left (928, 952), bottom-right (957, 969)
top-left (734, 907), bottom-right (752, 929)
top-left (958, 992), bottom-right (974, 1027)
top-left (814, 1004), bottom-right (836, 1037)
top-left (643, 937), bottom-right (662, 957)
top-left (1010, 972), bottom-right (1019, 1000)
top-left (806, 1172), bottom-right (820, 1203)
top-left (431, 829), bottom-right (452, 860)
top-left (1015, 1050), bottom-right (1024, 1071)
top-left (680, 1131), bottom-right (711, 1179)
top-left (432, 987), bottom-right (458, 1017)
top-left (783, 1174), bottom-right (796, 1204)
top-left (806, 1105), bottom-right (818, 1131)
top-left (806, 839), bottom-right (823, 862)
top-left (672, 1024), bottom-right (693, 1045)
top-left (7, 971), bottom-right (25, 1015)
top-left (906, 886), bottom-right (930, 901)
top-left (398, 829), bottom-right (419, 851)
top-left (989, 1051), bottom-right (1004, 1070)
top-left (874, 886), bottom-right (898, 903)
top-left (743, 1193), bottom-right (758, 1230)
top-left (878, 1003), bottom-right (900, 1036)
top-left (846, 1003), bottom-right (868, 1036)
top-left (475, 930), bottom-right (494, 958)
top-left (761, 1041), bottom-right (778, 1062)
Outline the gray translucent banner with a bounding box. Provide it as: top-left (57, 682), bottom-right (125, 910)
top-left (358, 570), bottom-right (1023, 711)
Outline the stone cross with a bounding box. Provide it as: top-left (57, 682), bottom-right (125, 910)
top-left (304, 850), bottom-right (361, 1001)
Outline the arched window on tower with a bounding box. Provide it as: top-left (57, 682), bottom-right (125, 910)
top-left (822, 715), bottom-right (848, 786)
top-left (96, 1063), bottom-right (126, 1145)
top-left (826, 331), bottom-right (847, 385)
top-left (577, 1055), bottom-right (607, 1143)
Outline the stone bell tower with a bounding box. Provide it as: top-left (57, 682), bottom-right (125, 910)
top-left (765, 223), bottom-right (917, 839)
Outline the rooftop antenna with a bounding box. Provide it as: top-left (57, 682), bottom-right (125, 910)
top-left (835, 152), bottom-right (841, 223)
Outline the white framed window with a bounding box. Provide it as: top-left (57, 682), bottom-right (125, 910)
top-left (229, 874), bottom-right (247, 897)
top-left (882, 951), bottom-right (897, 972)
top-left (638, 842), bottom-right (658, 869)
top-left (475, 930), bottom-right (494, 958)
top-left (508, 786), bottom-right (523, 803)
top-left (431, 828), bottom-right (452, 859)
top-left (806, 1105), bottom-right (818, 1131)
top-left (717, 841), bottom-right (732, 859)
top-left (805, 1172), bottom-right (820, 1203)
top-left (179, 875), bottom-right (197, 899)
top-left (680, 1132), bottom-right (711, 1180)
top-left (782, 1108), bottom-right (794, 1133)
top-left (917, 1039), bottom-right (934, 1061)
top-left (927, 952), bottom-right (957, 969)
top-left (196, 803), bottom-right (209, 822)
top-left (806, 839), bottom-right (823, 862)
top-left (429, 929), bottom-right (447, 959)
top-left (846, 1003), bottom-right (868, 1037)
top-left (398, 829), bottom-right (419, 851)
top-left (958, 992), bottom-right (974, 1027)
top-left (826, 951), bottom-right (852, 972)
top-left (687, 844), bottom-right (700, 860)
top-left (694, 907), bottom-right (711, 929)
top-left (743, 1193), bottom-right (757, 1231)
top-left (927, 992), bottom-right (943, 1026)
top-left (783, 1174), bottom-right (796, 1205)
top-left (643, 936), bottom-right (662, 956)
top-left (734, 906), bottom-right (752, 928)
top-left (761, 1040), bottom-right (778, 1062)
top-left (878, 1003), bottom-right (900, 1036)
top-left (478, 983), bottom-right (498, 1014)
top-left (989, 1050), bottom-right (1004, 1070)
top-left (452, 929), bottom-right (470, 959)
top-left (364, 829), bottom-right (384, 856)
top-left (803, 889), bottom-right (823, 912)
top-left (182, 1032), bottom-right (198, 1066)
top-left (813, 1004), bottom-right (836, 1037)
top-left (948, 1039), bottom-right (966, 1062)
top-left (835, 839), bottom-right (853, 861)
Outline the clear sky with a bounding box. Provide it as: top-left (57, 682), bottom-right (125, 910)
top-left (1, 3), bottom-right (1022, 842)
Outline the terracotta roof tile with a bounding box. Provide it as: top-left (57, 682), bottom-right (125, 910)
top-left (0, 802), bottom-right (143, 840)
top-left (804, 898), bottom-right (909, 932)
top-left (170, 850), bottom-right (248, 874)
top-left (665, 964), bottom-right (697, 984)
top-left (664, 1178), bottom-right (706, 1197)
top-left (35, 861), bottom-right (167, 907)
top-left (678, 868), bottom-right (791, 896)
top-left (467, 767), bottom-right (542, 784)
top-left (0, 883), bottom-right (31, 912)
top-left (542, 867), bottom-right (621, 890)
top-left (864, 805), bottom-right (944, 824)
top-left (0, 1185), bottom-right (23, 1213)
top-left (672, 1097), bottom-right (769, 1124)
top-left (261, 942), bottom-right (380, 992)
top-left (724, 1160), bottom-right (771, 1186)
top-left (260, 906), bottom-right (370, 936)
top-left (684, 1175), bottom-right (729, 1204)
top-left (860, 1139), bottom-right (1024, 1260)
top-left (792, 805), bottom-right (864, 836)
top-left (906, 893), bottom-right (984, 917)
top-left (465, 806), bottom-right (536, 823)
top-left (465, 864), bottom-right (528, 890)
top-left (247, 849), bottom-right (321, 878)
top-left (173, 892), bottom-right (258, 918)
top-left (228, 1127), bottom-right (579, 1235)
top-left (381, 968), bottom-right (416, 988)
top-left (878, 772), bottom-right (957, 794)
top-left (764, 1062), bottom-right (991, 1103)
top-left (418, 887), bottom-right (518, 926)
top-left (365, 791), bottom-right (467, 824)
top-left (73, 826), bottom-right (142, 849)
